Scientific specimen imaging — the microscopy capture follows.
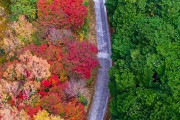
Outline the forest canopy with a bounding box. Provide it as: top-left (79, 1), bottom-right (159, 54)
top-left (106, 0), bottom-right (180, 119)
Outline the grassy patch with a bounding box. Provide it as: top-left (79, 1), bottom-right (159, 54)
top-left (87, 0), bottom-right (97, 46)
top-left (103, 97), bottom-right (111, 120)
top-left (84, 0), bottom-right (98, 117)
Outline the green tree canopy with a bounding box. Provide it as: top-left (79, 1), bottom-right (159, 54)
top-left (106, 0), bottom-right (180, 119)
top-left (10, 0), bottom-right (37, 21)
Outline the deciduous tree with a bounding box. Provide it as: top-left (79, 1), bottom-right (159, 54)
top-left (37, 0), bottom-right (87, 30)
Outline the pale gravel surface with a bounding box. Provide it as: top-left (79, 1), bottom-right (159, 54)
top-left (88, 0), bottom-right (112, 120)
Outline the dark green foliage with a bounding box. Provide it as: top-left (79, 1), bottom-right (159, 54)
top-left (9, 0), bottom-right (37, 21)
top-left (106, 0), bottom-right (180, 119)
top-left (84, 1), bottom-right (88, 7)
top-left (78, 95), bottom-right (88, 106)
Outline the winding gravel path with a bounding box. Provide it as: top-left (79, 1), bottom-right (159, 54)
top-left (88, 0), bottom-right (112, 120)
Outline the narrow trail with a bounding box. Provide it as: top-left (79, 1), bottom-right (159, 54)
top-left (88, 0), bottom-right (112, 120)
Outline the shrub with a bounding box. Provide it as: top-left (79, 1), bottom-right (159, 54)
top-left (78, 95), bottom-right (88, 106)
top-left (65, 79), bottom-right (89, 98)
top-left (46, 27), bottom-right (75, 45)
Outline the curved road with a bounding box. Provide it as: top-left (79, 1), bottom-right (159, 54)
top-left (88, 0), bottom-right (112, 120)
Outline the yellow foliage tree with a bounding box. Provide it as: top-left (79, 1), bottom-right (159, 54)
top-left (33, 110), bottom-right (64, 120)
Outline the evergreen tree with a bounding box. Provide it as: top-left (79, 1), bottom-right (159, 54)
top-left (106, 0), bottom-right (180, 119)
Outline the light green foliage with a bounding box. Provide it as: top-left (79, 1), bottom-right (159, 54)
top-left (10, 0), bottom-right (37, 21)
top-left (106, 0), bottom-right (180, 119)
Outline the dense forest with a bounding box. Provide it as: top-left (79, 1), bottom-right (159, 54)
top-left (106, 0), bottom-right (180, 119)
top-left (0, 0), bottom-right (98, 119)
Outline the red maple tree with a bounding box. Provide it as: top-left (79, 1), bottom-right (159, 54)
top-left (62, 41), bottom-right (98, 79)
top-left (37, 0), bottom-right (87, 30)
